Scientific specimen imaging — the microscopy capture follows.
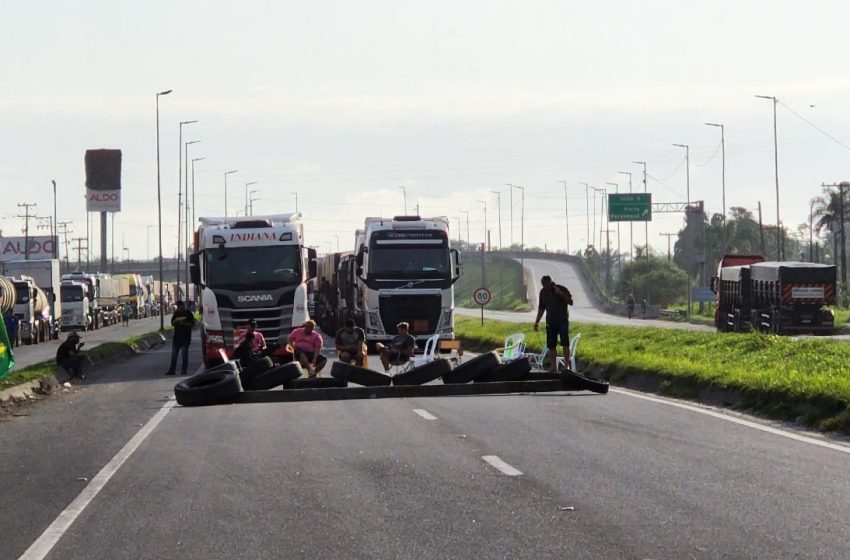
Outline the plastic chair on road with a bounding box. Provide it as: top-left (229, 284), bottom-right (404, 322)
top-left (494, 333), bottom-right (526, 363)
top-left (409, 333), bottom-right (441, 369)
top-left (526, 333), bottom-right (580, 372)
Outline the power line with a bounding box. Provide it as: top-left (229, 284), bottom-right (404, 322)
top-left (779, 100), bottom-right (850, 153)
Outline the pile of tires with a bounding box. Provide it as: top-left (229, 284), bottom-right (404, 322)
top-left (441, 351), bottom-right (501, 384)
top-left (330, 362), bottom-right (391, 386)
top-left (474, 356), bottom-right (532, 383)
top-left (392, 359), bottom-right (452, 386)
top-left (174, 362), bottom-right (242, 407)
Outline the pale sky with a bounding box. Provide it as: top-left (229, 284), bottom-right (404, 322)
top-left (2, 0), bottom-right (849, 262)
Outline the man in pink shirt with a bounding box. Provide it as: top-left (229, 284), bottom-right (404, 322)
top-left (287, 320), bottom-right (327, 376)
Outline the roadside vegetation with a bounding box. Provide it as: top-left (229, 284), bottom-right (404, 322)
top-left (456, 255), bottom-right (531, 311)
top-left (456, 316), bottom-right (850, 433)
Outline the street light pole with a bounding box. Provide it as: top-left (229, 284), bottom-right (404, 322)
top-left (477, 199), bottom-right (487, 250)
top-left (224, 170), bottom-right (238, 218)
top-left (705, 122), bottom-right (726, 220)
top-left (632, 161), bottom-right (648, 261)
top-left (191, 157), bottom-right (205, 240)
top-left (244, 181), bottom-right (258, 216)
top-left (249, 190), bottom-right (261, 216)
top-left (510, 185), bottom-right (525, 270)
top-left (559, 180), bottom-right (569, 254)
top-left (618, 171), bottom-right (633, 262)
top-left (756, 95), bottom-right (781, 259)
top-left (607, 182), bottom-right (621, 277)
top-left (52, 180), bottom-right (58, 259)
top-left (673, 144), bottom-right (693, 315)
top-left (580, 182), bottom-right (591, 251)
top-left (179, 140), bottom-right (200, 299)
top-left (155, 89), bottom-right (172, 330)
top-left (399, 186), bottom-right (407, 215)
top-left (490, 190), bottom-right (502, 250)
top-left (292, 192), bottom-right (299, 213)
top-left (504, 183), bottom-right (514, 248)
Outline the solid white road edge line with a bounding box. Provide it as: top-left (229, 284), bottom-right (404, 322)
top-left (482, 455), bottom-right (524, 476)
top-left (19, 398), bottom-right (178, 560)
top-left (610, 387), bottom-right (850, 455)
top-left (413, 408), bottom-right (438, 420)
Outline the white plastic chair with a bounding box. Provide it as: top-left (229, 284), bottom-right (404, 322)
top-left (495, 333), bottom-right (526, 362)
top-left (526, 333), bottom-right (580, 372)
top-left (410, 333), bottom-right (441, 369)
top-left (567, 333), bottom-right (580, 372)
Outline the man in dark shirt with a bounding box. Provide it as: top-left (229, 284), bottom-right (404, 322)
top-left (377, 322), bottom-right (416, 372)
top-left (165, 301), bottom-right (196, 376)
top-left (56, 331), bottom-right (85, 380)
top-left (533, 275), bottom-right (573, 373)
top-left (335, 319), bottom-right (366, 366)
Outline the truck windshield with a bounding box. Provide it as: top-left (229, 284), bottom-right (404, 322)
top-left (61, 286), bottom-right (84, 302)
top-left (368, 247), bottom-right (449, 278)
top-left (205, 245), bottom-right (302, 290)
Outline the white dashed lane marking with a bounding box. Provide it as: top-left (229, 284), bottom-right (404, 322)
top-left (482, 455), bottom-right (524, 476)
top-left (413, 409), bottom-right (438, 420)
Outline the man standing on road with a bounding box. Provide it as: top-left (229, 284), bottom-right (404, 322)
top-left (165, 301), bottom-right (195, 376)
top-left (4, 310), bottom-right (18, 348)
top-left (121, 303), bottom-right (131, 327)
top-left (288, 320), bottom-right (327, 376)
top-left (335, 319), bottom-right (366, 366)
top-left (56, 331), bottom-right (86, 380)
top-left (533, 275), bottom-right (573, 373)
top-left (377, 322), bottom-right (416, 372)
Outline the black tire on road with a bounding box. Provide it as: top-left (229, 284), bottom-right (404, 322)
top-left (174, 370), bottom-right (241, 407)
top-left (441, 351), bottom-right (501, 384)
top-left (559, 371), bottom-right (609, 394)
top-left (392, 359), bottom-right (451, 386)
top-left (330, 361), bottom-right (391, 386)
top-left (475, 357), bottom-right (532, 383)
top-left (205, 361), bottom-right (240, 375)
top-left (284, 376), bottom-right (347, 389)
top-left (237, 357), bottom-right (274, 386)
top-left (245, 362), bottom-right (303, 390)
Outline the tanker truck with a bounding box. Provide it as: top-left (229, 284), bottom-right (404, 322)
top-left (12, 275), bottom-right (52, 344)
top-left (0, 276), bottom-right (18, 345)
top-left (4, 259), bottom-right (62, 335)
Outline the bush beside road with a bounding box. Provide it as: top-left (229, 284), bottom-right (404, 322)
top-left (456, 316), bottom-right (850, 434)
top-left (455, 255), bottom-right (531, 311)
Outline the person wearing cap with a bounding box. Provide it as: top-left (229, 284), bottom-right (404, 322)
top-left (233, 319), bottom-right (268, 365)
top-left (377, 322), bottom-right (416, 372)
top-left (56, 331), bottom-right (86, 380)
top-left (287, 319), bottom-right (327, 376)
top-left (165, 300), bottom-right (196, 376)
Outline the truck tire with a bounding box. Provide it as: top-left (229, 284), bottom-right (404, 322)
top-left (559, 371), bottom-right (609, 394)
top-left (330, 361), bottom-right (391, 386)
top-left (392, 359), bottom-right (451, 386)
top-left (284, 376), bottom-right (347, 389)
top-left (237, 357), bottom-right (274, 386)
top-left (174, 370), bottom-right (241, 407)
top-left (245, 362), bottom-right (303, 390)
top-left (442, 351), bottom-right (500, 384)
top-left (475, 357), bottom-right (532, 383)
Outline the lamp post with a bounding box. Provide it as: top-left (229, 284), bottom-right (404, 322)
top-left (705, 122), bottom-right (726, 220)
top-left (592, 186), bottom-right (611, 298)
top-left (580, 182), bottom-right (591, 250)
top-left (632, 161), bottom-right (648, 261)
top-left (249, 190), bottom-right (261, 216)
top-left (756, 95), bottom-right (781, 259)
top-left (244, 181), bottom-right (258, 216)
top-left (618, 171), bottom-right (633, 262)
top-left (559, 180), bottom-right (569, 254)
top-left (155, 88), bottom-right (172, 330)
top-left (673, 144), bottom-right (693, 315)
top-left (191, 157), bottom-right (205, 240)
top-left (490, 190), bottom-right (502, 250)
top-left (224, 170), bottom-right (238, 218)
top-left (179, 140), bottom-right (200, 298)
top-left (177, 121), bottom-right (197, 296)
top-left (510, 185), bottom-right (525, 269)
top-left (476, 199), bottom-right (487, 251)
top-left (504, 183), bottom-right (514, 248)
top-left (607, 182), bottom-right (621, 277)
top-left (399, 186), bottom-right (407, 215)
top-left (52, 180), bottom-right (57, 259)
top-left (292, 192), bottom-right (299, 213)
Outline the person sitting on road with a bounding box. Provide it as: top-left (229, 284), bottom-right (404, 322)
top-left (377, 322), bottom-right (416, 372)
top-left (287, 320), bottom-right (327, 376)
top-left (334, 319), bottom-right (366, 367)
top-left (233, 319), bottom-right (269, 366)
top-left (56, 331), bottom-right (86, 380)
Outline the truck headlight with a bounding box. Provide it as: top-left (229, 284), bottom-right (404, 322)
top-left (436, 309), bottom-right (453, 333)
top-left (366, 312), bottom-right (382, 331)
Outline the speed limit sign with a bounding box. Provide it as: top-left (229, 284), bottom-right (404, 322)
top-left (473, 287), bottom-right (491, 306)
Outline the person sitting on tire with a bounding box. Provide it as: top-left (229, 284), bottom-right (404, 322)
top-left (287, 320), bottom-right (327, 377)
top-left (56, 331), bottom-right (86, 380)
top-left (334, 319), bottom-right (366, 367)
top-left (377, 322), bottom-right (416, 372)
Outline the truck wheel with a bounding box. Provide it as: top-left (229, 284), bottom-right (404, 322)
top-left (475, 357), bottom-right (532, 383)
top-left (246, 363), bottom-right (303, 390)
top-left (174, 370), bottom-right (241, 407)
top-left (442, 351), bottom-right (501, 384)
top-left (392, 358), bottom-right (451, 386)
top-left (330, 362), bottom-right (391, 386)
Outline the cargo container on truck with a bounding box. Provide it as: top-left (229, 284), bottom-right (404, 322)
top-left (190, 214), bottom-right (317, 366)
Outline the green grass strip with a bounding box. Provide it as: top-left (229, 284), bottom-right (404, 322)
top-left (456, 316), bottom-right (850, 433)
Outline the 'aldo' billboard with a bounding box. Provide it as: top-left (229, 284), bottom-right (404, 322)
top-left (85, 149), bottom-right (122, 212)
top-left (0, 236), bottom-right (59, 262)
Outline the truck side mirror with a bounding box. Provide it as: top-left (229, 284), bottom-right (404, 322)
top-left (451, 248), bottom-right (462, 283)
top-left (308, 248), bottom-right (318, 279)
top-left (356, 246), bottom-right (367, 267)
top-left (189, 254), bottom-right (201, 286)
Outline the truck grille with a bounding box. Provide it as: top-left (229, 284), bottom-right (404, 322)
top-left (379, 295), bottom-right (442, 335)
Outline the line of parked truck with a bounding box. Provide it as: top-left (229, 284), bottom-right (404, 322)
top-left (0, 258), bottom-right (184, 345)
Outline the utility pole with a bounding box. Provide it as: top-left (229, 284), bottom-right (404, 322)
top-left (52, 180), bottom-right (58, 259)
top-left (607, 182), bottom-right (621, 276)
top-left (756, 95), bottom-right (781, 260)
top-left (559, 180), bottom-right (570, 254)
top-left (17, 202), bottom-right (36, 259)
top-left (72, 237), bottom-right (87, 270)
top-left (632, 161), bottom-right (648, 262)
top-left (619, 171), bottom-right (633, 262)
top-left (660, 233), bottom-right (677, 262)
top-left (57, 221), bottom-right (73, 270)
top-left (580, 182), bottom-right (591, 251)
top-left (673, 144), bottom-right (691, 315)
top-left (490, 190), bottom-right (502, 250)
top-left (705, 123), bottom-right (726, 220)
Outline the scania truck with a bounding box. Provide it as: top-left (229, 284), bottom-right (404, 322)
top-left (190, 214), bottom-right (317, 366)
top-left (353, 215), bottom-right (461, 348)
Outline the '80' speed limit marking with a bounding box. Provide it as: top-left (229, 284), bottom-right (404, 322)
top-left (473, 287), bottom-right (491, 306)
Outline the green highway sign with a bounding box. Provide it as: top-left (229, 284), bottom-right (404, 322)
top-left (609, 193), bottom-right (652, 222)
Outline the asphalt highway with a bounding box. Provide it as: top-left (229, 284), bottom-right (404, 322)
top-left (3, 343), bottom-right (850, 559)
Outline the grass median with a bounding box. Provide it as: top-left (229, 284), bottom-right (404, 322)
top-left (456, 316), bottom-right (850, 433)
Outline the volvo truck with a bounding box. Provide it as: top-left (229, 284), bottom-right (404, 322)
top-left (190, 214), bottom-right (317, 366)
top-left (353, 215), bottom-right (461, 348)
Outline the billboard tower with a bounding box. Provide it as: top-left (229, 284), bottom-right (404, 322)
top-left (84, 149), bottom-right (122, 272)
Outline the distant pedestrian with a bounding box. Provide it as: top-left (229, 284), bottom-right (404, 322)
top-left (56, 331), bottom-right (86, 380)
top-left (641, 297), bottom-right (648, 318)
top-left (4, 310), bottom-right (18, 348)
top-left (288, 320), bottom-right (327, 376)
top-left (626, 293), bottom-right (636, 319)
top-left (533, 275), bottom-right (573, 373)
top-left (121, 303), bottom-right (131, 327)
top-left (165, 301), bottom-right (196, 376)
